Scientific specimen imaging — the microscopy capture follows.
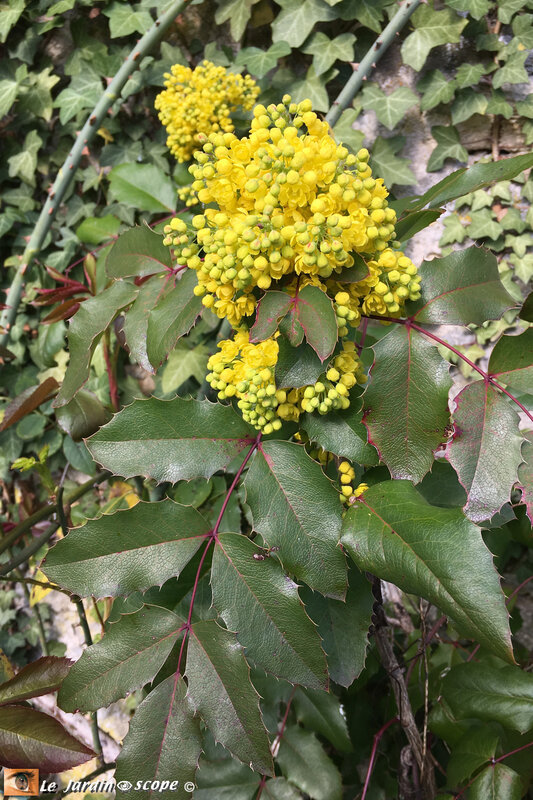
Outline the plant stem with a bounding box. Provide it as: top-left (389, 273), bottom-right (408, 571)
top-left (326, 0), bottom-right (422, 127)
top-left (102, 332), bottom-right (120, 411)
top-left (0, 574), bottom-right (71, 596)
top-left (0, 0), bottom-right (188, 347)
top-left (361, 717), bottom-right (399, 800)
top-left (255, 687), bottom-right (296, 800)
top-left (14, 567), bottom-right (50, 656)
top-left (56, 490), bottom-right (103, 758)
top-left (362, 314), bottom-right (533, 423)
top-left (0, 472), bottom-right (108, 556)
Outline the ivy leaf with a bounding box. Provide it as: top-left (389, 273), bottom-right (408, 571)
top-left (271, 0), bottom-right (336, 48)
top-left (445, 0), bottom-right (490, 19)
top-left (512, 12), bottom-right (533, 48)
top-left (244, 440), bottom-right (346, 598)
top-left (215, 0), bottom-right (260, 41)
top-left (486, 90), bottom-right (513, 118)
top-left (291, 65), bottom-right (337, 113)
top-left (498, 0), bottom-right (528, 24)
top-left (427, 126), bottom-right (468, 172)
top-left (518, 434), bottom-right (533, 524)
top-left (301, 398), bottom-right (378, 466)
top-left (54, 281), bottom-right (137, 407)
top-left (249, 291), bottom-right (292, 342)
top-left (146, 270), bottom-right (203, 368)
top-left (467, 208), bottom-right (502, 240)
top-left (417, 69), bottom-right (456, 111)
top-left (341, 481), bottom-right (514, 663)
top-left (87, 397), bottom-right (255, 483)
top-left (212, 533), bottom-right (327, 688)
top-left (186, 620), bottom-right (274, 776)
top-left (123, 277), bottom-right (166, 373)
top-left (468, 764), bottom-right (522, 800)
top-left (58, 605), bottom-right (184, 712)
top-left (493, 51), bottom-right (529, 88)
top-left (360, 84), bottom-right (418, 130)
top-left (401, 4), bottom-right (467, 72)
top-left (410, 153), bottom-right (533, 210)
top-left (108, 163), bottom-right (177, 213)
top-left (43, 500), bottom-right (208, 597)
top-left (235, 42), bottom-right (291, 78)
top-left (0, 705), bottom-right (94, 771)
top-left (0, 0), bottom-right (24, 43)
top-left (301, 567), bottom-right (373, 687)
top-left (370, 136), bottom-right (415, 188)
top-left (106, 225), bottom-right (172, 279)
top-left (447, 381), bottom-right (524, 522)
top-left (442, 662), bottom-right (533, 734)
top-left (7, 130), bottom-right (42, 185)
top-left (451, 88), bottom-right (488, 125)
top-left (277, 726), bottom-right (342, 800)
top-left (332, 109), bottom-right (365, 154)
top-left (54, 69), bottom-right (102, 124)
top-left (161, 342), bottom-right (209, 394)
top-left (115, 675), bottom-right (202, 800)
top-left (337, 0), bottom-right (388, 33)
top-left (363, 326), bottom-right (452, 483)
top-left (292, 688), bottom-right (351, 751)
top-left (103, 2), bottom-right (153, 37)
top-left (488, 329), bottom-right (533, 393)
top-left (0, 657), bottom-right (72, 706)
top-left (455, 62), bottom-right (492, 89)
top-left (410, 248), bottom-right (515, 325)
top-left (302, 32), bottom-right (356, 76)
top-left (275, 337), bottom-right (324, 388)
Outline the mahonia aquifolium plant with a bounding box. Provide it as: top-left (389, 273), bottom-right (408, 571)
top-left (155, 60), bottom-right (260, 163)
top-left (161, 93), bottom-right (423, 504)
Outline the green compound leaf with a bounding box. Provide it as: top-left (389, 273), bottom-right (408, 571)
top-left (417, 69), bottom-right (456, 111)
top-left (54, 281), bottom-right (138, 408)
top-left (369, 136), bottom-right (415, 188)
top-left (87, 397), bottom-right (256, 484)
top-left (363, 326), bottom-right (452, 483)
top-left (488, 328), bottom-right (533, 393)
top-left (401, 3), bottom-right (467, 72)
top-left (447, 381), bottom-right (524, 522)
top-left (301, 398), bottom-right (378, 466)
top-left (409, 248), bottom-right (516, 325)
top-left (106, 225), bottom-right (172, 279)
top-left (261, 778), bottom-right (302, 800)
top-left (162, 342), bottom-right (209, 395)
top-left (427, 125), bottom-right (468, 172)
top-left (43, 500), bottom-right (208, 597)
top-left (58, 605), bottom-right (184, 712)
top-left (446, 728), bottom-right (499, 788)
top-left (275, 337), bottom-right (324, 388)
top-left (277, 726), bottom-right (342, 800)
top-left (0, 705), bottom-right (94, 771)
top-left (245, 441), bottom-right (346, 598)
top-left (146, 270), bottom-right (203, 368)
top-left (186, 620), bottom-right (274, 776)
top-left (123, 276), bottom-right (167, 373)
top-left (108, 163), bottom-right (177, 214)
top-left (468, 764), bottom-right (522, 800)
top-left (194, 749), bottom-right (260, 798)
top-left (518, 433), bottom-right (533, 524)
top-left (271, 0), bottom-right (336, 48)
top-left (235, 42), bottom-right (292, 79)
top-left (341, 481), bottom-right (514, 663)
top-left (292, 688), bottom-right (351, 751)
top-left (250, 291), bottom-right (293, 342)
top-left (0, 657), bottom-right (72, 706)
top-left (410, 152), bottom-right (533, 211)
top-left (115, 675), bottom-right (202, 800)
top-left (76, 215), bottom-right (121, 246)
top-left (301, 567), bottom-right (373, 688)
top-left (302, 31), bottom-right (356, 76)
top-left (211, 533), bottom-right (327, 689)
top-left (442, 662), bottom-right (533, 734)
top-left (360, 84), bottom-right (418, 130)
top-left (292, 285), bottom-right (338, 362)
top-left (394, 209), bottom-right (443, 243)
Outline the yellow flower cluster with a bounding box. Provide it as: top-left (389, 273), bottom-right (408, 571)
top-left (155, 60), bottom-right (259, 163)
top-left (163, 95), bottom-right (420, 328)
top-left (206, 333), bottom-right (365, 433)
top-left (338, 461), bottom-right (368, 504)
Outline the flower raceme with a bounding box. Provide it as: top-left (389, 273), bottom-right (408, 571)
top-left (155, 60), bottom-right (259, 163)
